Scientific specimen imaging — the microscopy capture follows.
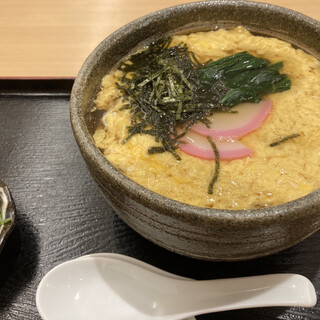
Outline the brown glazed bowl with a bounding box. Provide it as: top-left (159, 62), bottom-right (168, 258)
top-left (70, 0), bottom-right (320, 261)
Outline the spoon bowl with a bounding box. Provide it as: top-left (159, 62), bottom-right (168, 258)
top-left (36, 255), bottom-right (317, 320)
top-left (76, 253), bottom-right (196, 320)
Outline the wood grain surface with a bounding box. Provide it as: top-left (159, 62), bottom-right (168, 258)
top-left (0, 0), bottom-right (319, 79)
top-left (0, 86), bottom-right (319, 319)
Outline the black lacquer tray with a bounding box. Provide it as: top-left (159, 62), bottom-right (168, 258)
top-left (0, 80), bottom-right (319, 319)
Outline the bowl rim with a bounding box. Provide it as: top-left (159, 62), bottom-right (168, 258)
top-left (70, 0), bottom-right (320, 223)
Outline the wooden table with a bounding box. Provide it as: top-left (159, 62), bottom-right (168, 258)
top-left (0, 0), bottom-right (319, 78)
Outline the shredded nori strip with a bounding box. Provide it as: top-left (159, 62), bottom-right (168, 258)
top-left (116, 37), bottom-right (230, 160)
top-left (207, 137), bottom-right (220, 194)
top-left (269, 133), bottom-right (300, 147)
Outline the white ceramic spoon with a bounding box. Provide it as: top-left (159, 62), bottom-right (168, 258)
top-left (76, 253), bottom-right (196, 320)
top-left (36, 256), bottom-right (317, 320)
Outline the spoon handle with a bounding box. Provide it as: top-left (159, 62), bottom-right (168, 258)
top-left (168, 274), bottom-right (317, 316)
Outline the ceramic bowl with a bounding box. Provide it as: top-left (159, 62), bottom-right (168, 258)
top-left (70, 0), bottom-right (320, 261)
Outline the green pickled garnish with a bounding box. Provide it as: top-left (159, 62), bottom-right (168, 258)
top-left (0, 218), bottom-right (11, 225)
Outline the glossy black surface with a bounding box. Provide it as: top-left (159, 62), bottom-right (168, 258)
top-left (0, 82), bottom-right (319, 319)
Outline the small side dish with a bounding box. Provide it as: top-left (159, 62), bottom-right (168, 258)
top-left (0, 181), bottom-right (16, 252)
top-left (92, 27), bottom-right (320, 210)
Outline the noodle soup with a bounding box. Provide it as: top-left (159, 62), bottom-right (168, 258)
top-left (92, 27), bottom-right (320, 210)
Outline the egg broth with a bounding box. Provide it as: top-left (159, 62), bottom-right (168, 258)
top-left (92, 27), bottom-right (320, 210)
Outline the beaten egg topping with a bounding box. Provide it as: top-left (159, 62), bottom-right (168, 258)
top-left (92, 27), bottom-right (320, 209)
